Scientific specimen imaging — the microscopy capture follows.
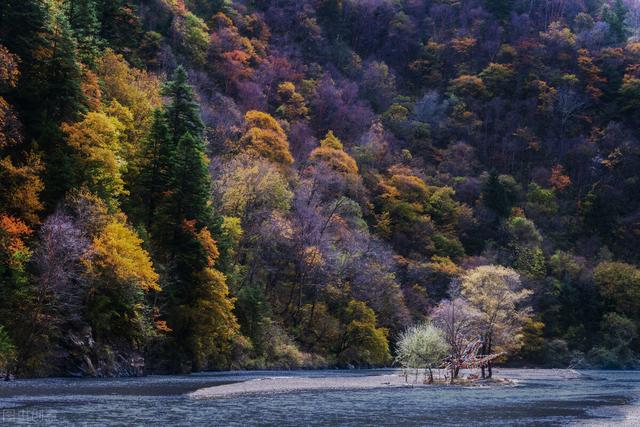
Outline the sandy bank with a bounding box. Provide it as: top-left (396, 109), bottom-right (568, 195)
top-left (189, 374), bottom-right (408, 399)
top-left (189, 373), bottom-right (512, 399)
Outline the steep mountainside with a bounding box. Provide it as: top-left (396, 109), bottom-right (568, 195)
top-left (1, 0), bottom-right (640, 376)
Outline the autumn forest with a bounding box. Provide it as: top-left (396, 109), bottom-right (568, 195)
top-left (1, 0), bottom-right (640, 377)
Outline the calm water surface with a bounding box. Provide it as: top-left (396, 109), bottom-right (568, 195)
top-left (0, 369), bottom-right (639, 426)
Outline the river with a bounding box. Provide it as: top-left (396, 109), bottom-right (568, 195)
top-left (1, 369), bottom-right (639, 426)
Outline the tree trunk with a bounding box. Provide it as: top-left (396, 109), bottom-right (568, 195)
top-left (487, 336), bottom-right (493, 379)
top-left (480, 338), bottom-right (487, 379)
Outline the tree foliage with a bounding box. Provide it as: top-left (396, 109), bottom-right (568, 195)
top-left (461, 266), bottom-right (532, 376)
top-left (395, 323), bottom-right (449, 383)
top-left (3, 0), bottom-right (640, 376)
top-left (238, 110), bottom-right (293, 165)
top-left (63, 112), bottom-right (126, 209)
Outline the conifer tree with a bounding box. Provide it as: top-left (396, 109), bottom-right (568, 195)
top-left (482, 171), bottom-right (515, 218)
top-left (65, 0), bottom-right (102, 67)
top-left (163, 66), bottom-right (205, 144)
top-left (0, 0), bottom-right (48, 64)
top-left (96, 0), bottom-right (142, 58)
top-left (142, 67), bottom-right (212, 234)
top-left (163, 132), bottom-right (212, 227)
top-left (149, 68), bottom-right (236, 371)
top-left (135, 110), bottom-right (173, 228)
top-left (152, 67), bottom-right (212, 252)
top-left (1, 1), bottom-right (84, 206)
top-left (0, 0), bottom-right (83, 135)
top-left (602, 0), bottom-right (630, 44)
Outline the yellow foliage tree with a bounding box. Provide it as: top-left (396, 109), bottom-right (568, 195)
top-left (461, 265), bottom-right (532, 377)
top-left (97, 50), bottom-right (161, 145)
top-left (479, 63), bottom-right (515, 96)
top-left (104, 100), bottom-right (136, 162)
top-left (309, 131), bottom-right (358, 176)
top-left (338, 300), bottom-right (390, 366)
top-left (217, 155), bottom-right (293, 219)
top-left (276, 81), bottom-right (309, 121)
top-left (177, 222), bottom-right (239, 370)
top-left (90, 220), bottom-right (160, 293)
top-left (238, 111), bottom-right (294, 165)
top-left (0, 154), bottom-right (44, 226)
top-left (63, 112), bottom-right (127, 209)
top-left (86, 217), bottom-right (160, 343)
top-left (449, 75), bottom-right (487, 98)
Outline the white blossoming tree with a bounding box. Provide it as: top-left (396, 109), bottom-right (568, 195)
top-left (395, 323), bottom-right (450, 384)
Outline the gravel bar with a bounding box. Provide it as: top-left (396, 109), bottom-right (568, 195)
top-left (189, 374), bottom-right (424, 399)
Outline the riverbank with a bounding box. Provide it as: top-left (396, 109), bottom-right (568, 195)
top-left (189, 372), bottom-right (514, 399)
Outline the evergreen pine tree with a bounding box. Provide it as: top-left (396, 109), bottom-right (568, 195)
top-left (163, 66), bottom-right (205, 144)
top-left (142, 68), bottom-right (212, 234)
top-left (482, 171), bottom-right (513, 218)
top-left (41, 4), bottom-right (84, 123)
top-left (0, 0), bottom-right (48, 62)
top-left (0, 0), bottom-right (84, 136)
top-left (148, 68), bottom-right (236, 372)
top-left (96, 0), bottom-right (143, 59)
top-left (164, 132), bottom-right (212, 227)
top-left (65, 0), bottom-right (102, 67)
top-left (135, 109), bottom-right (173, 229)
top-left (602, 0), bottom-right (630, 44)
top-left (1, 1), bottom-right (84, 206)
top-left (94, 0), bottom-right (142, 68)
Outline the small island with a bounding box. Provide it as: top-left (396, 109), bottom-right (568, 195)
top-left (189, 371), bottom-right (514, 399)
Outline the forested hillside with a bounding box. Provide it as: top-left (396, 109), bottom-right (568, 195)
top-left (1, 0), bottom-right (640, 376)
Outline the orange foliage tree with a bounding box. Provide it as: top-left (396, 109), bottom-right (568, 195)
top-left (237, 110), bottom-right (294, 165)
